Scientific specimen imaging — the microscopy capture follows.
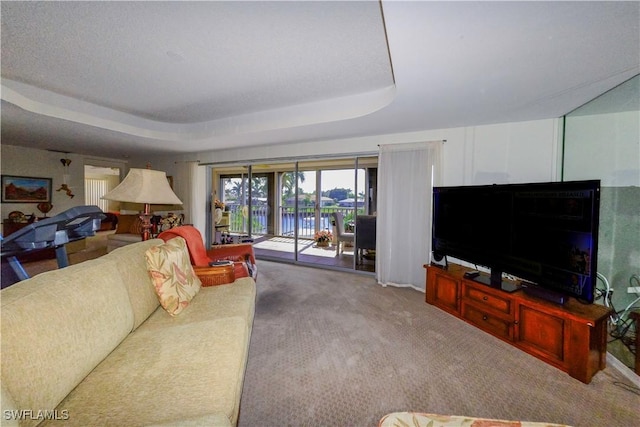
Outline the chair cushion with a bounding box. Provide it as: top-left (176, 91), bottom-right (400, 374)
top-left (145, 237), bottom-right (201, 316)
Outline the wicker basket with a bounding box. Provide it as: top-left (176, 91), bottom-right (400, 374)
top-left (193, 264), bottom-right (235, 287)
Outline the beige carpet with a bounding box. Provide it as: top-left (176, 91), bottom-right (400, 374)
top-left (14, 245), bottom-right (640, 426)
top-left (239, 261), bottom-right (640, 427)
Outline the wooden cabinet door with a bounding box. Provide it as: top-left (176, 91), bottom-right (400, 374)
top-left (515, 302), bottom-right (567, 366)
top-left (426, 268), bottom-right (460, 315)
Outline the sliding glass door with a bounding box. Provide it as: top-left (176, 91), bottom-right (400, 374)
top-left (212, 156), bottom-right (377, 272)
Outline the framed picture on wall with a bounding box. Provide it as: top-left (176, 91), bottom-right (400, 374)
top-left (1, 175), bottom-right (52, 203)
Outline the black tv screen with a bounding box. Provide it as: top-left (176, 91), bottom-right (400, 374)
top-left (432, 180), bottom-right (600, 303)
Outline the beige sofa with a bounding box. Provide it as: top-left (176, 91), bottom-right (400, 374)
top-left (1, 239), bottom-right (256, 427)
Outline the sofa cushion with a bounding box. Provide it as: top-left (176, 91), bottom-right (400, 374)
top-left (140, 277), bottom-right (256, 331)
top-left (53, 316), bottom-right (249, 427)
top-left (145, 237), bottom-right (201, 316)
top-left (0, 258), bottom-right (134, 427)
top-left (147, 414), bottom-right (232, 427)
top-left (1, 384), bottom-right (19, 427)
top-left (104, 239), bottom-right (163, 329)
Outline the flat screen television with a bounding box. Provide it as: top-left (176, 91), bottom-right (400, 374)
top-left (431, 180), bottom-right (600, 303)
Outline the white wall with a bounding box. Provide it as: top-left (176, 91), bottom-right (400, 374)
top-left (2, 118), bottom-right (560, 236)
top-left (186, 117), bottom-right (560, 186)
top-left (564, 110), bottom-right (640, 186)
top-left (464, 120), bottom-right (559, 185)
top-left (0, 145), bottom-right (85, 221)
top-left (562, 75), bottom-right (639, 370)
top-left (1, 145), bottom-right (129, 233)
top-left (138, 118), bottom-right (559, 241)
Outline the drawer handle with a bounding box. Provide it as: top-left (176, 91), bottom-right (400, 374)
top-left (482, 315), bottom-right (488, 321)
top-left (483, 296), bottom-right (488, 301)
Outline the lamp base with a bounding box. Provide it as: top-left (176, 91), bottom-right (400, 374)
top-left (139, 203), bottom-right (153, 241)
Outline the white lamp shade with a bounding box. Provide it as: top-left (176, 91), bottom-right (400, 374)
top-left (102, 168), bottom-right (182, 205)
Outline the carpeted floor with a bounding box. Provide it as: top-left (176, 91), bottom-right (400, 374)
top-left (239, 261), bottom-right (640, 427)
top-left (14, 244), bottom-right (640, 426)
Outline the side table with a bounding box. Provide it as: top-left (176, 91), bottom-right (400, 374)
top-left (193, 263), bottom-right (235, 287)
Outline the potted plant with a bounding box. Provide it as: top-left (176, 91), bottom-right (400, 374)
top-left (314, 229), bottom-right (333, 247)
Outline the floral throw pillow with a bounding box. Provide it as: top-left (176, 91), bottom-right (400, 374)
top-left (145, 237), bottom-right (201, 316)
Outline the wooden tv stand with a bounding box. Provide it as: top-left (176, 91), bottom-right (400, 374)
top-left (424, 263), bottom-right (611, 383)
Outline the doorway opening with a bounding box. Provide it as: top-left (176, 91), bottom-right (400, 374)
top-left (84, 165), bottom-right (121, 212)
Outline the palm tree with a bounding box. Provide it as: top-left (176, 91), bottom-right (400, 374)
top-left (281, 171), bottom-right (306, 201)
top-left (251, 177), bottom-right (267, 198)
top-left (224, 179), bottom-right (245, 201)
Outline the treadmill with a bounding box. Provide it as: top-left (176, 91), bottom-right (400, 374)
top-left (1, 205), bottom-right (105, 288)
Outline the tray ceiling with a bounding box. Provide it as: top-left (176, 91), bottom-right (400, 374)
top-left (1, 1), bottom-right (638, 158)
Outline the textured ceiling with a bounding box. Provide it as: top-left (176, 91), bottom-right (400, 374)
top-left (1, 1), bottom-right (639, 159)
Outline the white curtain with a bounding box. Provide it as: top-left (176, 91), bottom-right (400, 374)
top-left (376, 141), bottom-right (443, 292)
top-left (174, 161), bottom-right (199, 225)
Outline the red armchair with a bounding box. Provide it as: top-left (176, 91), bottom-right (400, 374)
top-left (158, 226), bottom-right (257, 281)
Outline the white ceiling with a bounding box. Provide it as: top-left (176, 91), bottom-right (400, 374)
top-left (1, 1), bottom-right (639, 159)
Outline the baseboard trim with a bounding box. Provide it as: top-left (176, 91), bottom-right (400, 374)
top-left (607, 352), bottom-right (639, 387)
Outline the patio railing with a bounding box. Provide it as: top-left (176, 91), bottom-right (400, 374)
top-left (224, 205), bottom-right (361, 238)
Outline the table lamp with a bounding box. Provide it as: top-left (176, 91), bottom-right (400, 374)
top-left (102, 168), bottom-right (182, 240)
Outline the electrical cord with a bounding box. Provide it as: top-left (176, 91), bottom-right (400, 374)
top-left (596, 272), bottom-right (612, 306)
top-left (596, 272), bottom-right (640, 323)
top-left (617, 274), bottom-right (640, 322)
top-left (596, 272), bottom-right (619, 326)
top-left (597, 272), bottom-right (639, 361)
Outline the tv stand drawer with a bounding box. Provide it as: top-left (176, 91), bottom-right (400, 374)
top-left (461, 302), bottom-right (514, 341)
top-left (462, 281), bottom-right (512, 314)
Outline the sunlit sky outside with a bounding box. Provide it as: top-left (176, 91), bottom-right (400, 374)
top-left (298, 169), bottom-right (365, 195)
